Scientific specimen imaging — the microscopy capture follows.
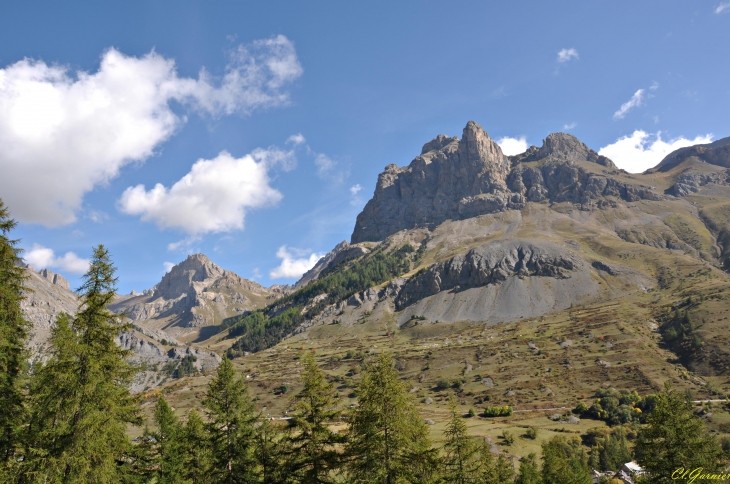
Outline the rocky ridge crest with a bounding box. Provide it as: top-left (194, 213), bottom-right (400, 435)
top-left (351, 121), bottom-right (660, 243)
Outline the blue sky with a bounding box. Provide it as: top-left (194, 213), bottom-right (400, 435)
top-left (1, 1), bottom-right (729, 293)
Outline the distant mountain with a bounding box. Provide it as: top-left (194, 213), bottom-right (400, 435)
top-left (110, 253), bottom-right (284, 344)
top-left (20, 264), bottom-right (221, 392)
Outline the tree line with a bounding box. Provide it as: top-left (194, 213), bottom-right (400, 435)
top-left (0, 199), bottom-right (728, 483)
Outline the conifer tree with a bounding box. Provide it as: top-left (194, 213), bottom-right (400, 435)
top-left (441, 397), bottom-right (481, 483)
top-left (154, 396), bottom-right (187, 483)
top-left (255, 417), bottom-right (286, 484)
top-left (285, 351), bottom-right (345, 483)
top-left (183, 409), bottom-right (213, 484)
top-left (515, 453), bottom-right (542, 484)
top-left (346, 352), bottom-right (437, 484)
top-left (204, 356), bottom-right (259, 483)
top-left (20, 245), bottom-right (140, 483)
top-left (0, 200), bottom-right (29, 464)
top-left (540, 436), bottom-right (592, 484)
top-left (635, 382), bottom-right (724, 482)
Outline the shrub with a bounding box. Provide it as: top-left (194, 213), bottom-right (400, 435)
top-left (435, 378), bottom-right (451, 391)
top-left (484, 405), bottom-right (513, 417)
top-left (525, 426), bottom-right (538, 440)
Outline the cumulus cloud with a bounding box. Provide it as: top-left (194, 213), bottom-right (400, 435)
top-left (716, 2), bottom-right (730, 13)
top-left (163, 261), bottom-right (175, 273)
top-left (496, 136), bottom-right (528, 156)
top-left (557, 48), bottom-right (579, 63)
top-left (0, 36), bottom-right (302, 226)
top-left (24, 243), bottom-right (90, 274)
top-left (613, 89), bottom-right (645, 120)
top-left (563, 122), bottom-right (577, 130)
top-left (269, 246), bottom-right (324, 279)
top-left (287, 133), bottom-right (306, 145)
top-left (598, 130), bottom-right (713, 173)
top-left (350, 184), bottom-right (362, 196)
top-left (119, 147), bottom-right (292, 235)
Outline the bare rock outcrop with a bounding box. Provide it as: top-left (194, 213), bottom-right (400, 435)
top-left (666, 169), bottom-right (730, 197)
top-left (351, 121), bottom-right (660, 243)
top-left (295, 241), bottom-right (370, 289)
top-left (396, 240), bottom-right (579, 310)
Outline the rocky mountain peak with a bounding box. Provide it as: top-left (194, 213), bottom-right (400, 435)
top-left (38, 268), bottom-right (71, 291)
top-left (653, 135), bottom-right (730, 172)
top-left (154, 253), bottom-right (226, 300)
top-left (421, 134), bottom-right (458, 154)
top-left (514, 132), bottom-right (616, 168)
top-left (351, 121), bottom-right (658, 243)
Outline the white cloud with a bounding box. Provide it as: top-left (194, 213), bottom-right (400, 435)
top-left (613, 89), bottom-right (645, 120)
top-left (598, 130), bottom-right (713, 173)
top-left (563, 122), bottom-right (577, 130)
top-left (0, 36), bottom-right (302, 226)
top-left (119, 147), bottom-right (292, 235)
top-left (350, 184), bottom-right (362, 196)
top-left (167, 236), bottom-right (201, 252)
top-left (287, 133), bottom-right (306, 145)
top-left (716, 2), bottom-right (730, 13)
top-left (163, 261), bottom-right (175, 273)
top-left (557, 48), bottom-right (579, 63)
top-left (269, 246), bottom-right (324, 279)
top-left (650, 81), bottom-right (660, 90)
top-left (24, 243), bottom-right (90, 274)
top-left (496, 136), bottom-right (528, 156)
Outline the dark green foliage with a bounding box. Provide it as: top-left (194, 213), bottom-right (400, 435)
top-left (161, 354), bottom-right (198, 379)
top-left (441, 397), bottom-right (481, 483)
top-left (19, 246), bottom-right (141, 483)
top-left (541, 436), bottom-right (592, 484)
top-left (587, 427), bottom-right (632, 472)
top-left (516, 453), bottom-right (542, 484)
top-left (662, 307), bottom-right (702, 356)
top-left (483, 405), bottom-right (513, 417)
top-left (203, 356), bottom-right (260, 483)
top-left (635, 382), bottom-right (724, 482)
top-left (227, 244), bottom-right (417, 355)
top-left (153, 397), bottom-right (187, 483)
top-left (0, 200), bottom-right (28, 464)
top-left (346, 352), bottom-right (438, 483)
top-left (284, 352), bottom-right (345, 483)
top-left (183, 409), bottom-right (213, 483)
top-left (254, 418), bottom-right (286, 484)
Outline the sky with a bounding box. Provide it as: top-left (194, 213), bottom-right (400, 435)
top-left (1, 1), bottom-right (729, 293)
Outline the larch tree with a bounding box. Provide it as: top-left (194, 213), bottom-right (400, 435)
top-left (441, 397), bottom-right (481, 484)
top-left (285, 351), bottom-right (345, 483)
top-left (0, 200), bottom-right (29, 467)
top-left (203, 356), bottom-right (260, 483)
top-left (346, 352), bottom-right (438, 484)
top-left (540, 436), bottom-right (592, 484)
top-left (515, 453), bottom-right (541, 484)
top-left (182, 409), bottom-right (213, 484)
top-left (635, 382), bottom-right (724, 482)
top-left (153, 396), bottom-right (188, 483)
top-left (20, 245), bottom-right (141, 483)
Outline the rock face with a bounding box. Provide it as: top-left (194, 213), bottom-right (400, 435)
top-left (666, 169), bottom-right (730, 197)
top-left (21, 267), bottom-right (79, 356)
top-left (653, 136), bottom-right (730, 172)
top-left (110, 254), bottom-right (275, 340)
top-left (395, 240), bottom-right (579, 310)
top-left (351, 121), bottom-right (660, 243)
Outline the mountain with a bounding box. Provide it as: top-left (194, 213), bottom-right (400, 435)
top-left (110, 253), bottom-right (282, 343)
top-left (20, 264), bottom-right (221, 392)
top-left (220, 121), bottom-right (730, 383)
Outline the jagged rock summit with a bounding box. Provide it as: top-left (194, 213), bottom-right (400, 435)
top-left (111, 253), bottom-right (278, 342)
top-left (351, 121), bottom-right (658, 243)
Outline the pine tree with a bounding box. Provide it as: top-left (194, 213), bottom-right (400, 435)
top-left (441, 397), bottom-right (481, 483)
top-left (183, 409), bottom-right (213, 484)
top-left (255, 417), bottom-right (286, 484)
top-left (540, 436), bottom-right (592, 484)
top-left (204, 356), bottom-right (260, 483)
top-left (154, 396), bottom-right (188, 483)
top-left (20, 245), bottom-right (141, 483)
top-left (0, 199), bottom-right (29, 464)
top-left (588, 427), bottom-right (632, 473)
top-left (515, 453), bottom-right (542, 484)
top-left (346, 352), bottom-right (437, 484)
top-left (285, 351), bottom-right (345, 483)
top-left (635, 382), bottom-right (724, 482)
